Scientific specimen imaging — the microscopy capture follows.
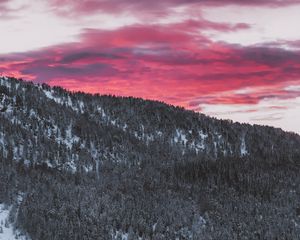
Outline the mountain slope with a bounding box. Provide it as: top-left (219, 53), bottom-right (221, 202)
top-left (0, 76), bottom-right (300, 239)
top-left (1, 76), bottom-right (299, 171)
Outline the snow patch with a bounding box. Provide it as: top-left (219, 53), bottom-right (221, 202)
top-left (111, 230), bottom-right (130, 240)
top-left (174, 129), bottom-right (188, 145)
top-left (0, 76), bottom-right (11, 89)
top-left (0, 203), bottom-right (30, 240)
top-left (43, 90), bottom-right (83, 113)
top-left (240, 135), bottom-right (248, 156)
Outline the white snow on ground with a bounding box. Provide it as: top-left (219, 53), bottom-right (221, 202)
top-left (43, 89), bottom-right (83, 113)
top-left (0, 133), bottom-right (4, 146)
top-left (64, 125), bottom-right (80, 149)
top-left (97, 107), bottom-right (107, 118)
top-left (0, 204), bottom-right (29, 240)
top-left (0, 76), bottom-right (11, 89)
top-left (111, 230), bottom-right (129, 240)
top-left (199, 130), bottom-right (208, 140)
top-left (240, 135), bottom-right (248, 156)
top-left (64, 160), bottom-right (77, 173)
top-left (174, 129), bottom-right (210, 153)
top-left (79, 101), bottom-right (84, 112)
top-left (194, 130), bottom-right (208, 152)
top-left (174, 129), bottom-right (188, 145)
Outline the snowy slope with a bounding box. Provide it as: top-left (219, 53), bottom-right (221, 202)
top-left (1, 76), bottom-right (300, 173)
top-left (0, 204), bottom-right (29, 240)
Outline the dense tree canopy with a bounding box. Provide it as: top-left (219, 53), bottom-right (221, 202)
top-left (0, 77), bottom-right (299, 239)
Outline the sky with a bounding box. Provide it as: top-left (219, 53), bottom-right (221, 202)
top-left (1, 0), bottom-right (300, 134)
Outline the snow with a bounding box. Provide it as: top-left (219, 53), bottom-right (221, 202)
top-left (152, 223), bottom-right (157, 232)
top-left (199, 130), bottom-right (208, 140)
top-left (213, 141), bottom-right (217, 157)
top-left (194, 130), bottom-right (208, 152)
top-left (67, 96), bottom-right (72, 106)
top-left (111, 230), bottom-right (130, 240)
top-left (44, 89), bottom-right (56, 101)
top-left (64, 125), bottom-right (80, 149)
top-left (174, 129), bottom-right (188, 145)
top-left (43, 90), bottom-right (83, 113)
top-left (240, 135), bottom-right (248, 156)
top-left (0, 204), bottom-right (14, 240)
top-left (0, 133), bottom-right (4, 146)
top-left (156, 130), bottom-right (163, 137)
top-left (181, 133), bottom-right (188, 145)
top-left (0, 204), bottom-right (29, 240)
top-left (97, 107), bottom-right (107, 118)
top-left (0, 94), bottom-right (14, 118)
top-left (83, 165), bottom-right (93, 173)
top-left (29, 109), bottom-right (36, 118)
top-left (0, 76), bottom-right (11, 89)
top-left (64, 160), bottom-right (77, 173)
top-left (45, 123), bottom-right (80, 151)
top-left (173, 129), bottom-right (211, 154)
top-left (79, 101), bottom-right (84, 112)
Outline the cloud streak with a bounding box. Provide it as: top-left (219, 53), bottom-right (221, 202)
top-left (49, 0), bottom-right (300, 18)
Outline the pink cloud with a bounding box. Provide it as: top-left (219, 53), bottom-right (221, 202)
top-left (0, 0), bottom-right (11, 17)
top-left (1, 20), bottom-right (300, 110)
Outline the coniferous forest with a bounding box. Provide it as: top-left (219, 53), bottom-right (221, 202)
top-left (0, 76), bottom-right (300, 239)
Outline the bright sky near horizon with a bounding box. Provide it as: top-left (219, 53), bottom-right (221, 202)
top-left (1, 0), bottom-right (300, 133)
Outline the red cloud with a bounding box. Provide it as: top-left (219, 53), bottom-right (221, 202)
top-left (1, 20), bottom-right (300, 110)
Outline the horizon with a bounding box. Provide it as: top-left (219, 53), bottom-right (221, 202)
top-left (1, 0), bottom-right (300, 133)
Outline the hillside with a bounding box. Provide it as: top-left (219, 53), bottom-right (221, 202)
top-left (0, 76), bottom-right (300, 239)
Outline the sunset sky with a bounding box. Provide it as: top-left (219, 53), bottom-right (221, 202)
top-left (1, 0), bottom-right (300, 133)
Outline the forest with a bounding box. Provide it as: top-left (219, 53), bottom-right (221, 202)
top-left (0, 76), bottom-right (300, 239)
